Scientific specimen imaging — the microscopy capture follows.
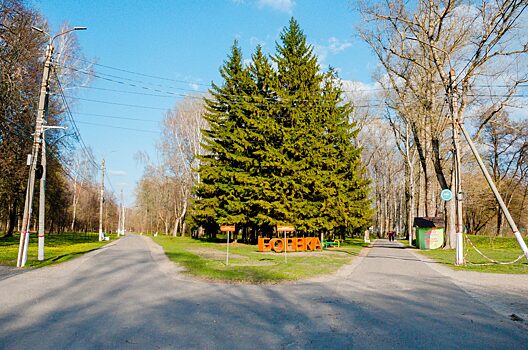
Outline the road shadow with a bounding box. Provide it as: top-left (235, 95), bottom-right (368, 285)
top-left (0, 236), bottom-right (526, 349)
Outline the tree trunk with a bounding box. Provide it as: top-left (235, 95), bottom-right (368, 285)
top-left (173, 217), bottom-right (180, 237)
top-left (5, 200), bottom-right (17, 237)
top-left (496, 207), bottom-right (503, 236)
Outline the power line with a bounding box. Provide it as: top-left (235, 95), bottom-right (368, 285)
top-left (58, 64), bottom-right (207, 94)
top-left (106, 170), bottom-right (117, 195)
top-left (66, 96), bottom-right (170, 111)
top-left (57, 62), bottom-right (528, 109)
top-left (74, 111), bottom-right (160, 123)
top-left (74, 120), bottom-right (160, 134)
top-left (53, 69), bottom-right (100, 170)
top-left (58, 53), bottom-right (211, 87)
top-left (59, 53), bottom-right (528, 94)
top-left (63, 85), bottom-right (185, 98)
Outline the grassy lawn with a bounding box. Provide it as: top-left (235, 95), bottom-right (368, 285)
top-left (153, 235), bottom-right (368, 283)
top-left (414, 235), bottom-right (528, 274)
top-left (0, 232), bottom-right (116, 268)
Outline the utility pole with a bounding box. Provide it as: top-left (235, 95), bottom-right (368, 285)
top-left (122, 202), bottom-right (126, 235)
top-left (121, 191), bottom-right (126, 235)
top-left (38, 126), bottom-right (47, 261)
top-left (37, 124), bottom-right (66, 261)
top-left (99, 159), bottom-right (105, 241)
top-left (117, 189), bottom-right (123, 236)
top-left (16, 43), bottom-right (53, 267)
top-left (17, 26), bottom-right (86, 267)
top-left (450, 69), bottom-right (464, 266)
top-left (117, 190), bottom-right (122, 236)
top-left (458, 124), bottom-right (528, 260)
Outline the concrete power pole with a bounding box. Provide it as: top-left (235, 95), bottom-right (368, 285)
top-left (122, 201), bottom-right (126, 235)
top-left (99, 159), bottom-right (105, 241)
top-left (38, 128), bottom-right (47, 261)
top-left (17, 44), bottom-right (53, 268)
top-left (16, 26), bottom-right (86, 267)
top-left (450, 69), bottom-right (464, 266)
top-left (37, 124), bottom-right (66, 261)
top-left (458, 125), bottom-right (528, 260)
top-left (117, 189), bottom-right (123, 236)
top-left (121, 192), bottom-right (126, 235)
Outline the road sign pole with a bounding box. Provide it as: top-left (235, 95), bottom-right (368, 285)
top-left (220, 225), bottom-right (235, 266)
top-left (284, 231), bottom-right (287, 263)
top-left (226, 231), bottom-right (230, 266)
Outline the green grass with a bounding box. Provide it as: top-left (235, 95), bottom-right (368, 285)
top-left (415, 235), bottom-right (528, 274)
top-left (153, 235), bottom-right (368, 283)
top-left (0, 232), bottom-right (116, 268)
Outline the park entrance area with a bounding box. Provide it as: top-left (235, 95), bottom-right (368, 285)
top-left (258, 237), bottom-right (322, 252)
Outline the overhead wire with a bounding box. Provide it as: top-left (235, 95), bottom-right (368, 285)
top-left (57, 64), bottom-right (528, 110)
top-left (65, 96), bottom-right (170, 111)
top-left (75, 120), bottom-right (160, 134)
top-left (53, 68), bottom-right (100, 170)
top-left (72, 111), bottom-right (160, 123)
top-left (58, 64), bottom-right (207, 94)
top-left (58, 53), bottom-right (211, 87)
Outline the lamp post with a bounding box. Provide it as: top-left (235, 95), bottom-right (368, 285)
top-left (38, 124), bottom-right (67, 261)
top-left (17, 26), bottom-right (86, 268)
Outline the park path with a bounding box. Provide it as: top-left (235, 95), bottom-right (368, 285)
top-left (0, 235), bottom-right (526, 349)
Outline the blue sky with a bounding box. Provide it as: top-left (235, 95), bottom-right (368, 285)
top-left (34, 0), bottom-right (376, 205)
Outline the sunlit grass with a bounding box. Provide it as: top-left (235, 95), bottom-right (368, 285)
top-left (0, 232), bottom-right (116, 268)
top-left (415, 235), bottom-right (528, 274)
top-left (153, 235), bottom-right (367, 283)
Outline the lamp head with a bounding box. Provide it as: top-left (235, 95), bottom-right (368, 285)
top-left (31, 26), bottom-right (44, 33)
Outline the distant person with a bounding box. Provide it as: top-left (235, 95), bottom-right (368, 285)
top-left (388, 231), bottom-right (395, 242)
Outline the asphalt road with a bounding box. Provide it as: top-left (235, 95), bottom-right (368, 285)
top-left (0, 235), bottom-right (526, 349)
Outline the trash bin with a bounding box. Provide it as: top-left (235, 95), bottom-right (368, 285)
top-left (413, 217), bottom-right (444, 250)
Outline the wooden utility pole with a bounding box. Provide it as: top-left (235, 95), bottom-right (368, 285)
top-left (99, 159), bottom-right (105, 241)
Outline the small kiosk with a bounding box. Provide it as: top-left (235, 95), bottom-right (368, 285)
top-left (413, 217), bottom-right (445, 250)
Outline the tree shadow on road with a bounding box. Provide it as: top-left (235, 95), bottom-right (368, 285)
top-left (0, 237), bottom-right (526, 349)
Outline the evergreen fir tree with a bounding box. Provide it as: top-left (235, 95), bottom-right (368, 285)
top-left (193, 41), bottom-right (255, 229)
top-left (192, 19), bottom-right (372, 239)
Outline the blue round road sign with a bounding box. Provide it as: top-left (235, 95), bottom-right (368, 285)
top-left (441, 189), bottom-right (453, 201)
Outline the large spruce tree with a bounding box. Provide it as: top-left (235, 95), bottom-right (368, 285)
top-left (192, 42), bottom-right (255, 229)
top-left (193, 19), bottom-right (372, 240)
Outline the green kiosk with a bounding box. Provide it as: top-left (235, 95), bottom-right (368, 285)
top-left (413, 217), bottom-right (445, 250)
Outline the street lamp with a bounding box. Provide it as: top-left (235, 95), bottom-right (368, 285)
top-left (37, 124), bottom-right (67, 261)
top-left (17, 26), bottom-right (87, 268)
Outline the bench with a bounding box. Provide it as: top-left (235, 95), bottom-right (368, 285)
top-left (322, 240), bottom-right (340, 249)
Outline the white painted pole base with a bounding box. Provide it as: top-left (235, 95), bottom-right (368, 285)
top-left (21, 232), bottom-right (30, 267)
top-left (455, 232), bottom-right (464, 265)
top-left (16, 232), bottom-right (27, 267)
top-left (513, 231), bottom-right (528, 261)
top-left (38, 234), bottom-right (44, 261)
